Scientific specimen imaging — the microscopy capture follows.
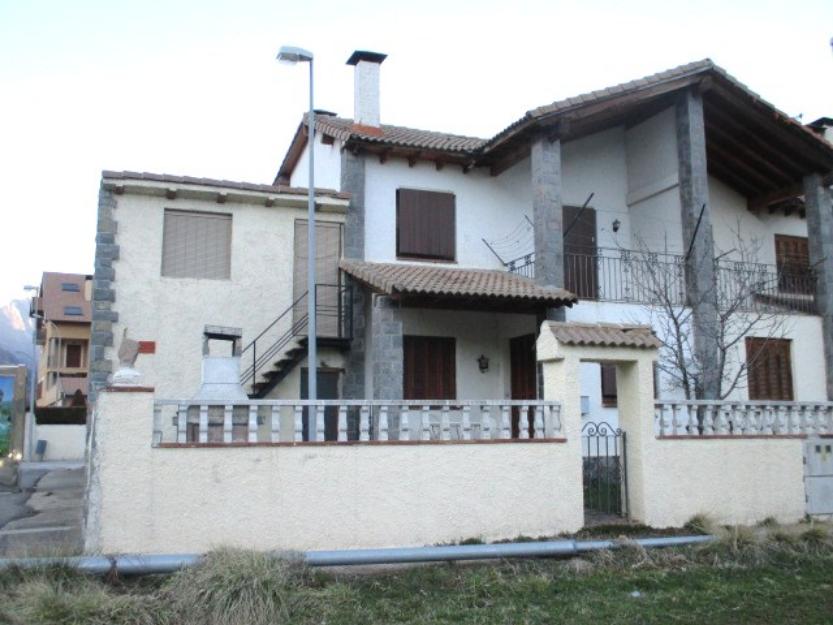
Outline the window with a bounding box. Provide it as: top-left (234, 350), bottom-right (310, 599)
top-left (61, 282), bottom-right (80, 292)
top-left (64, 306), bottom-right (83, 316)
top-left (161, 210), bottom-right (232, 279)
top-left (600, 363), bottom-right (617, 407)
top-left (563, 205), bottom-right (598, 299)
top-left (746, 337), bottom-right (794, 400)
top-left (65, 344), bottom-right (82, 368)
top-left (775, 235), bottom-right (811, 294)
top-left (396, 189), bottom-right (455, 261)
top-left (403, 336), bottom-right (456, 399)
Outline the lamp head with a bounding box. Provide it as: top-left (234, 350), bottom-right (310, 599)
top-left (276, 45), bottom-right (313, 64)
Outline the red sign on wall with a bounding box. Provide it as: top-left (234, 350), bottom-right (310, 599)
top-left (138, 341), bottom-right (156, 354)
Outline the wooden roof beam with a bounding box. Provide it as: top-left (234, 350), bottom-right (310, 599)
top-left (704, 120), bottom-right (798, 184)
top-left (705, 141), bottom-right (780, 191)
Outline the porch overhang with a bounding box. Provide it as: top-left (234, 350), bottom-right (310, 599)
top-left (340, 259), bottom-right (577, 314)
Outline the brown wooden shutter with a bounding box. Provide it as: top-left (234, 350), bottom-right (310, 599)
top-left (600, 363), bottom-right (618, 407)
top-left (775, 235), bottom-right (811, 294)
top-left (161, 210), bottom-right (232, 279)
top-left (563, 205), bottom-right (598, 299)
top-left (396, 189), bottom-right (455, 261)
top-left (746, 337), bottom-right (794, 400)
top-left (403, 336), bottom-right (456, 400)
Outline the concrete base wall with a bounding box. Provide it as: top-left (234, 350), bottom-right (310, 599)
top-left (86, 390), bottom-right (584, 555)
top-left (641, 438), bottom-right (806, 528)
top-left (33, 424), bottom-right (87, 461)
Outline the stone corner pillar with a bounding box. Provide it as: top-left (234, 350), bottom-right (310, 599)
top-left (370, 295), bottom-right (403, 400)
top-left (531, 136), bottom-right (565, 320)
top-left (804, 174), bottom-right (833, 399)
top-left (676, 88), bottom-right (719, 399)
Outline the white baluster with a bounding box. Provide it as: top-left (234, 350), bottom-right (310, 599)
top-left (481, 405), bottom-right (492, 440)
top-left (500, 405), bottom-right (511, 439)
top-left (656, 404), bottom-right (665, 436)
top-left (533, 405), bottom-right (544, 439)
top-left (270, 405), bottom-right (280, 443)
top-left (519, 404), bottom-right (529, 439)
top-left (379, 405), bottom-right (389, 442)
top-left (717, 406), bottom-right (729, 435)
top-left (338, 405), bottom-right (347, 442)
top-left (422, 406), bottom-right (432, 441)
top-left (462, 406), bottom-right (472, 441)
top-left (198, 404), bottom-right (209, 443)
top-left (248, 404), bottom-right (258, 443)
top-left (224, 404), bottom-right (233, 443)
top-left (360, 406), bottom-right (370, 442)
top-left (799, 405), bottom-right (809, 435)
top-left (671, 403), bottom-right (680, 436)
top-left (152, 403), bottom-right (162, 446)
top-left (177, 403), bottom-right (187, 443)
top-left (441, 406), bottom-right (450, 441)
top-left (400, 406), bottom-right (410, 442)
top-left (315, 405), bottom-right (325, 442)
top-left (293, 405), bottom-right (303, 442)
top-left (686, 404), bottom-right (698, 436)
top-left (826, 404), bottom-right (833, 435)
top-left (552, 404), bottom-right (562, 436)
top-left (785, 404), bottom-right (795, 435)
top-left (703, 405), bottom-right (714, 436)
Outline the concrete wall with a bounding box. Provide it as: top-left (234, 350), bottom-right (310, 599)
top-left (643, 437), bottom-right (806, 527)
top-left (34, 424), bottom-right (86, 461)
top-left (106, 192), bottom-right (345, 399)
top-left (86, 389), bottom-right (583, 554)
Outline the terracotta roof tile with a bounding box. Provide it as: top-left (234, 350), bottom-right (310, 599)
top-left (101, 171), bottom-right (350, 200)
top-left (544, 322), bottom-right (661, 349)
top-left (340, 259), bottom-right (576, 306)
top-left (314, 116), bottom-right (486, 153)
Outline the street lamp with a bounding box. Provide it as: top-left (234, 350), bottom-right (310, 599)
top-left (23, 284), bottom-right (39, 461)
top-left (277, 45), bottom-right (318, 407)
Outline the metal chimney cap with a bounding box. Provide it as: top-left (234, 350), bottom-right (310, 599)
top-left (346, 50), bottom-right (387, 66)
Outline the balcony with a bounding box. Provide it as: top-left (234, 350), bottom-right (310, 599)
top-left (509, 247), bottom-right (816, 314)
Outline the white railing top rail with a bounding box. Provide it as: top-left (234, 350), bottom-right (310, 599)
top-left (655, 400), bottom-right (833, 408)
top-left (154, 399), bottom-right (561, 408)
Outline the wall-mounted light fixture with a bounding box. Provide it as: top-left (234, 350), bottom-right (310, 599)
top-left (612, 219), bottom-right (621, 233)
top-left (477, 354), bottom-right (490, 373)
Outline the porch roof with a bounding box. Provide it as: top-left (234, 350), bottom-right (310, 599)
top-left (340, 260), bottom-right (577, 310)
top-left (544, 322), bottom-right (661, 349)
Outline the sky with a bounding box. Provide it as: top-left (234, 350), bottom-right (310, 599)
top-left (0, 0), bottom-right (831, 305)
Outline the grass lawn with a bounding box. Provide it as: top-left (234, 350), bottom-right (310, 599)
top-left (1, 525), bottom-right (832, 625)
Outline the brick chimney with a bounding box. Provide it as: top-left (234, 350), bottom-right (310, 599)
top-left (346, 50), bottom-right (387, 128)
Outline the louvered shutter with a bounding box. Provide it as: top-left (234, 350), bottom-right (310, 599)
top-left (775, 235), bottom-right (810, 294)
top-left (600, 363), bottom-right (618, 406)
top-left (161, 210), bottom-right (232, 279)
top-left (396, 189), bottom-right (455, 261)
top-left (746, 337), bottom-right (794, 400)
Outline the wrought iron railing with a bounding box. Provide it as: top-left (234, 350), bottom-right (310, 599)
top-left (239, 283), bottom-right (352, 388)
top-left (509, 248), bottom-right (817, 313)
top-left (654, 400), bottom-right (833, 437)
top-left (152, 399), bottom-right (564, 445)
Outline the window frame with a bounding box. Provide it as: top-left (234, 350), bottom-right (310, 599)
top-left (395, 188), bottom-right (457, 262)
top-left (745, 337), bottom-right (794, 401)
top-left (64, 343), bottom-right (83, 369)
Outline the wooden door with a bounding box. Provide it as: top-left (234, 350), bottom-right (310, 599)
top-left (510, 334), bottom-right (536, 438)
top-left (403, 336), bottom-right (456, 399)
top-left (301, 368), bottom-right (340, 440)
top-left (563, 205), bottom-right (598, 299)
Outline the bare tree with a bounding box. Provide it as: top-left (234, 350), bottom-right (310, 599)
top-left (625, 224), bottom-right (795, 400)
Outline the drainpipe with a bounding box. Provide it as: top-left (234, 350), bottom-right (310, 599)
top-left (0, 535), bottom-right (714, 575)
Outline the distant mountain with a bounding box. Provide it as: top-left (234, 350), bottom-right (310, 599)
top-left (0, 299), bottom-right (34, 371)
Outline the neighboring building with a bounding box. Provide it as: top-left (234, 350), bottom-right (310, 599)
top-left (90, 53), bottom-right (833, 432)
top-left (31, 272), bottom-right (93, 407)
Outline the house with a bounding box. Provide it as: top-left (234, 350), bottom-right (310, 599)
top-left (89, 52), bottom-right (833, 433)
top-left (31, 272), bottom-right (93, 408)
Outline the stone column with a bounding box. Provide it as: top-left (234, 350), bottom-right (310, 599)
top-left (804, 174), bottom-right (833, 399)
top-left (531, 136), bottom-right (565, 320)
top-left (370, 295), bottom-right (403, 400)
top-left (340, 149), bottom-right (368, 399)
top-left (676, 89), bottom-right (719, 398)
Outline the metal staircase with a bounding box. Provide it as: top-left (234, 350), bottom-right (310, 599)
top-left (240, 284), bottom-right (352, 398)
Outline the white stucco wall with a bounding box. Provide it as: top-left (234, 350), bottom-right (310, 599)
top-left (644, 438), bottom-right (806, 527)
top-left (86, 390), bottom-right (584, 554)
top-left (288, 133), bottom-right (342, 191)
top-left (34, 424), bottom-right (86, 461)
top-left (108, 191), bottom-right (345, 400)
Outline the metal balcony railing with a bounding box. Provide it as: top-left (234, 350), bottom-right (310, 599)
top-left (509, 248), bottom-right (817, 313)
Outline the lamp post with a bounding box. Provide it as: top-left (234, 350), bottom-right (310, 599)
top-left (277, 46), bottom-right (317, 407)
top-left (23, 284), bottom-right (39, 461)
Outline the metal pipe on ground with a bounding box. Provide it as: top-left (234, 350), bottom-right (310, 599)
top-left (0, 535), bottom-right (715, 575)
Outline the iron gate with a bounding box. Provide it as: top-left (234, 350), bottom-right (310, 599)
top-left (582, 421), bottom-right (628, 518)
